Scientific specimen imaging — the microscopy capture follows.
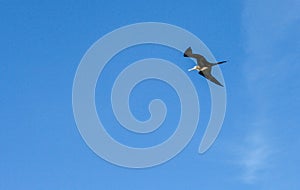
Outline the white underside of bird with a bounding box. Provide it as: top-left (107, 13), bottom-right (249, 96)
top-left (188, 65), bottom-right (208, 72)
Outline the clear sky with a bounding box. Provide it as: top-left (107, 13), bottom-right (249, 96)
top-left (1, 0), bottom-right (300, 189)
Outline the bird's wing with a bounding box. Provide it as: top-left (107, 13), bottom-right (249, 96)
top-left (183, 47), bottom-right (212, 67)
top-left (200, 68), bottom-right (223, 87)
top-left (184, 47), bottom-right (193, 57)
top-left (194, 54), bottom-right (212, 67)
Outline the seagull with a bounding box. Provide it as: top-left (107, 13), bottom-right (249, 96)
top-left (184, 47), bottom-right (227, 87)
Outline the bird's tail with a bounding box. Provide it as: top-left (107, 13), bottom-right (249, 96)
top-left (217, 60), bottom-right (227, 64)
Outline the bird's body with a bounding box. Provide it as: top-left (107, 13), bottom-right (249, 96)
top-left (184, 47), bottom-right (226, 87)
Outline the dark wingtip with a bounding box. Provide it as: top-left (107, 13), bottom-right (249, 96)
top-left (184, 53), bottom-right (188, 57)
top-left (216, 82), bottom-right (224, 87)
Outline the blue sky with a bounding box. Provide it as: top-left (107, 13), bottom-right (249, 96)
top-left (1, 0), bottom-right (300, 189)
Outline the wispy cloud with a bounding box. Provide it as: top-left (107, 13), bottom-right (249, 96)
top-left (242, 0), bottom-right (300, 87)
top-left (237, 0), bottom-right (300, 185)
top-left (238, 131), bottom-right (271, 184)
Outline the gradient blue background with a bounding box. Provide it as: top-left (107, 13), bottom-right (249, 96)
top-left (1, 0), bottom-right (299, 189)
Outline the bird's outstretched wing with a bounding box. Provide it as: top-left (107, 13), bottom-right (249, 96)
top-left (195, 55), bottom-right (209, 67)
top-left (184, 47), bottom-right (211, 67)
top-left (199, 68), bottom-right (223, 87)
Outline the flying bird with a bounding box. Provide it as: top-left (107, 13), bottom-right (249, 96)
top-left (183, 47), bottom-right (226, 87)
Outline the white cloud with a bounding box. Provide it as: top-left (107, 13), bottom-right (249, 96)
top-left (237, 1), bottom-right (300, 183)
top-left (225, 0), bottom-right (300, 186)
top-left (242, 0), bottom-right (300, 87)
top-left (238, 131), bottom-right (271, 184)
